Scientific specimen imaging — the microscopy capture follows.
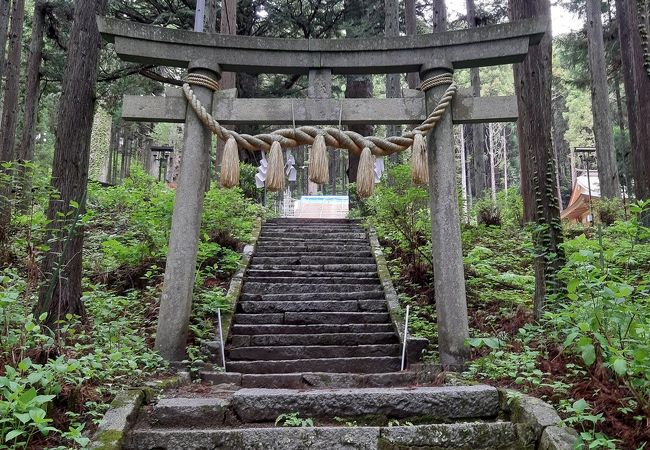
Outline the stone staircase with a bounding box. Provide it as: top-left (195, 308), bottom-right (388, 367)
top-left (224, 218), bottom-right (403, 376)
top-left (93, 218), bottom-right (577, 450)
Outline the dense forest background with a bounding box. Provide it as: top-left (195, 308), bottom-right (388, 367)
top-left (0, 0), bottom-right (649, 449)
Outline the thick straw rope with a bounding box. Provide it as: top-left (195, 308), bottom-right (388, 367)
top-left (182, 73), bottom-right (457, 157)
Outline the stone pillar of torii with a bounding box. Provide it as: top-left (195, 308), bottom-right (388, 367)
top-left (98, 16), bottom-right (545, 367)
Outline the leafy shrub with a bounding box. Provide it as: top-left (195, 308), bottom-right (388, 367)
top-left (473, 197), bottom-right (501, 226)
top-left (592, 197), bottom-right (624, 226)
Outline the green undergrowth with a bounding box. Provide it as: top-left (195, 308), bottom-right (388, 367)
top-left (0, 166), bottom-right (261, 448)
top-left (363, 168), bottom-right (649, 449)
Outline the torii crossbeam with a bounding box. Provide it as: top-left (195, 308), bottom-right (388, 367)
top-left (98, 16), bottom-right (546, 367)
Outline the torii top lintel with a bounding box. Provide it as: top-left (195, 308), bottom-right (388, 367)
top-left (98, 17), bottom-right (546, 75)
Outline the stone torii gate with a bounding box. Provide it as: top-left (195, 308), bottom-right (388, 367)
top-left (98, 17), bottom-right (545, 367)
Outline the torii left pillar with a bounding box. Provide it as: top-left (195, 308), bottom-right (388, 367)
top-left (155, 61), bottom-right (221, 361)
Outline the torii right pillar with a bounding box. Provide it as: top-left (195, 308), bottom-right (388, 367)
top-left (421, 65), bottom-right (469, 368)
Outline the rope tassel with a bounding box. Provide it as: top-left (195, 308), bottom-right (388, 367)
top-left (357, 147), bottom-right (375, 198)
top-left (220, 137), bottom-right (240, 188)
top-left (266, 141), bottom-right (285, 192)
top-left (309, 134), bottom-right (329, 184)
top-left (410, 133), bottom-right (429, 185)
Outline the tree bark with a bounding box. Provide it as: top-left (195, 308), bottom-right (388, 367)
top-left (586, 0), bottom-right (621, 199)
top-left (405, 0), bottom-right (419, 89)
top-left (0, 0), bottom-right (10, 93)
top-left (432, 0), bottom-right (447, 32)
top-left (466, 0), bottom-right (486, 199)
top-left (36, 0), bottom-right (109, 326)
top-left (385, 0), bottom-right (401, 164)
top-left (616, 0), bottom-right (650, 217)
top-left (0, 0), bottom-right (24, 259)
top-left (551, 93), bottom-right (572, 205)
top-left (219, 0), bottom-right (237, 91)
top-left (509, 0), bottom-right (564, 319)
top-left (17, 0), bottom-right (47, 209)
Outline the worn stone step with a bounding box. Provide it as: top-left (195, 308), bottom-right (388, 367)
top-left (127, 422), bottom-right (522, 450)
top-left (240, 291), bottom-right (385, 302)
top-left (238, 300), bottom-right (387, 314)
top-left (260, 226), bottom-right (364, 232)
top-left (231, 323), bottom-right (395, 335)
top-left (244, 276), bottom-right (379, 285)
top-left (246, 264), bottom-right (378, 272)
top-left (260, 234), bottom-right (368, 241)
top-left (256, 238), bottom-right (369, 246)
top-left (235, 312), bottom-right (391, 325)
top-left (254, 250), bottom-right (373, 257)
top-left (251, 256), bottom-right (376, 266)
top-left (229, 332), bottom-right (398, 347)
top-left (229, 344), bottom-right (400, 361)
top-left (241, 283), bottom-right (383, 295)
top-left (245, 270), bottom-right (378, 279)
top-left (231, 386), bottom-right (499, 422)
top-left (226, 356), bottom-right (401, 374)
top-left (266, 218), bottom-right (358, 224)
top-left (255, 243), bottom-right (369, 250)
top-left (236, 371), bottom-right (420, 389)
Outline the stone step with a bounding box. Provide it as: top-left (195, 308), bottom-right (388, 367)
top-left (244, 276), bottom-right (380, 285)
top-left (231, 323), bottom-right (395, 335)
top-left (228, 344), bottom-right (400, 361)
top-left (241, 283), bottom-right (383, 295)
top-left (226, 356), bottom-right (401, 374)
top-left (256, 238), bottom-right (369, 246)
top-left (128, 423), bottom-right (522, 450)
top-left (255, 243), bottom-right (370, 251)
top-left (240, 291), bottom-right (386, 302)
top-left (260, 232), bottom-right (367, 240)
top-left (260, 226), bottom-right (364, 232)
top-left (237, 300), bottom-right (387, 314)
top-left (237, 371), bottom-right (420, 389)
top-left (245, 270), bottom-right (378, 279)
top-left (246, 264), bottom-right (378, 272)
top-left (251, 256), bottom-right (376, 265)
top-left (232, 386), bottom-right (499, 421)
top-left (229, 332), bottom-right (398, 347)
top-left (266, 218), bottom-right (358, 224)
top-left (235, 312), bottom-right (391, 325)
top-left (253, 250), bottom-right (373, 257)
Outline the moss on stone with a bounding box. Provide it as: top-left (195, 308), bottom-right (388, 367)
top-left (90, 429), bottom-right (124, 450)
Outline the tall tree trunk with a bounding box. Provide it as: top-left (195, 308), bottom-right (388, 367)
top-left (616, 0), bottom-right (650, 218)
top-left (36, 0), bottom-right (108, 326)
top-left (586, 0), bottom-right (621, 198)
top-left (17, 0), bottom-right (47, 208)
top-left (432, 0), bottom-right (447, 32)
top-left (459, 124), bottom-right (468, 221)
top-left (385, 0), bottom-right (401, 164)
top-left (466, 0), bottom-right (486, 199)
top-left (0, 0), bottom-right (25, 260)
top-left (405, 0), bottom-right (419, 89)
top-left (510, 0), bottom-right (564, 319)
top-left (219, 0), bottom-right (237, 91)
top-left (551, 93), bottom-right (572, 205)
top-left (0, 0), bottom-right (10, 93)
top-left (503, 126), bottom-right (508, 193)
top-left (488, 124), bottom-right (496, 201)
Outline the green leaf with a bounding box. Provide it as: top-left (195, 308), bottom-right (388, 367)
top-left (581, 344), bottom-right (596, 366)
top-left (612, 359), bottom-right (627, 376)
top-left (567, 279), bottom-right (579, 293)
top-left (14, 413), bottom-right (31, 424)
top-left (573, 398), bottom-right (588, 413)
top-left (5, 429), bottom-right (24, 442)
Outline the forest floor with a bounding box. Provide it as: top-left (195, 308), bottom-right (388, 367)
top-left (379, 221), bottom-right (650, 450)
